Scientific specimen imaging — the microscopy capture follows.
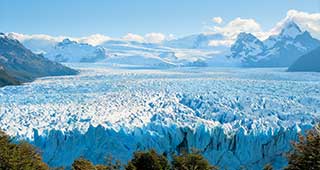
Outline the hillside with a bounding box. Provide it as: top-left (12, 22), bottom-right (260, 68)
top-left (0, 33), bottom-right (78, 87)
top-left (288, 47), bottom-right (320, 72)
top-left (0, 68), bottom-right (20, 87)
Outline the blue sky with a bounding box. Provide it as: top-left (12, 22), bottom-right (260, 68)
top-left (1, 0), bottom-right (320, 37)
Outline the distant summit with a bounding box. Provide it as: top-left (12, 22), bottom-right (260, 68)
top-left (229, 21), bottom-right (320, 67)
top-left (164, 33), bottom-right (226, 50)
top-left (228, 33), bottom-right (265, 62)
top-left (46, 38), bottom-right (107, 62)
top-left (279, 21), bottom-right (302, 38)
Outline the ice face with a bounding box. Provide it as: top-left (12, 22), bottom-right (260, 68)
top-left (0, 64), bottom-right (319, 169)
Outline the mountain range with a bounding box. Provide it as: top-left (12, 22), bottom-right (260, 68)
top-left (228, 21), bottom-right (320, 67)
top-left (4, 21), bottom-right (320, 70)
top-left (0, 33), bottom-right (77, 87)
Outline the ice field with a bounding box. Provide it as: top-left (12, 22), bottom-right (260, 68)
top-left (0, 64), bottom-right (319, 169)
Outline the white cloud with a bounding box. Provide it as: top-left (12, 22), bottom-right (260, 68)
top-left (76, 34), bottom-right (111, 46)
top-left (7, 32), bottom-right (65, 42)
top-left (145, 33), bottom-right (165, 43)
top-left (212, 17), bottom-right (262, 40)
top-left (122, 32), bottom-right (168, 43)
top-left (207, 17), bottom-right (268, 46)
top-left (269, 9), bottom-right (320, 39)
top-left (122, 33), bottom-right (145, 43)
top-left (212, 17), bottom-right (223, 24)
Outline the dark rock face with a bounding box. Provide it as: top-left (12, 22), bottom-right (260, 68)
top-left (288, 47), bottom-right (320, 72)
top-left (0, 33), bottom-right (78, 87)
top-left (0, 68), bottom-right (20, 87)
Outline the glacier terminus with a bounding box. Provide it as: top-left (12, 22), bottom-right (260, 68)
top-left (0, 64), bottom-right (319, 170)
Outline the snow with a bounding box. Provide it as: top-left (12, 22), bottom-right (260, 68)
top-left (280, 22), bottom-right (302, 39)
top-left (44, 39), bottom-right (106, 62)
top-left (0, 64), bottom-right (320, 169)
top-left (100, 40), bottom-right (224, 67)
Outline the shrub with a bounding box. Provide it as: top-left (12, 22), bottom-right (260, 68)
top-left (285, 124), bottom-right (320, 170)
top-left (72, 157), bottom-right (95, 170)
top-left (172, 150), bottom-right (218, 170)
top-left (125, 149), bottom-right (170, 170)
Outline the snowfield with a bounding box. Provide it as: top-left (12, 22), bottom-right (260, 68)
top-left (0, 64), bottom-right (320, 169)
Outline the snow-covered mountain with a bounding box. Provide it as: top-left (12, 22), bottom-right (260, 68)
top-left (10, 22), bottom-right (319, 68)
top-left (229, 21), bottom-right (320, 67)
top-left (45, 39), bottom-right (107, 62)
top-left (100, 39), bottom-right (221, 67)
top-left (164, 33), bottom-right (226, 50)
top-left (228, 33), bottom-right (265, 63)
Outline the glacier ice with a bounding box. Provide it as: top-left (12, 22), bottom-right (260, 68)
top-left (0, 65), bottom-right (320, 169)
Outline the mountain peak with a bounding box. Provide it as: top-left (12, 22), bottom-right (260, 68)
top-left (0, 33), bottom-right (6, 38)
top-left (236, 32), bottom-right (259, 41)
top-left (58, 38), bottom-right (77, 46)
top-left (279, 21), bottom-right (302, 38)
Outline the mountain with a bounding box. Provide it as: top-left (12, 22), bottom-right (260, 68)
top-left (229, 21), bottom-right (320, 67)
top-left (288, 47), bottom-right (320, 72)
top-left (101, 39), bottom-right (218, 67)
top-left (7, 32), bottom-right (58, 54)
top-left (164, 33), bottom-right (226, 50)
top-left (228, 32), bottom-right (265, 63)
top-left (0, 33), bottom-right (77, 86)
top-left (0, 67), bottom-right (19, 87)
top-left (45, 39), bottom-right (107, 62)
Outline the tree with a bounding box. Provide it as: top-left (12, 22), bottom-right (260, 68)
top-left (172, 150), bottom-right (217, 170)
top-left (72, 157), bottom-right (96, 170)
top-left (263, 163), bottom-right (273, 170)
top-left (285, 124), bottom-right (320, 170)
top-left (104, 155), bottom-right (122, 170)
top-left (125, 149), bottom-right (170, 170)
top-left (0, 130), bottom-right (49, 170)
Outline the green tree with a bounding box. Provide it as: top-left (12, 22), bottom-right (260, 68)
top-left (72, 157), bottom-right (96, 170)
top-left (125, 149), bottom-right (170, 170)
top-left (285, 124), bottom-right (320, 170)
top-left (172, 150), bottom-right (218, 170)
top-left (71, 154), bottom-right (122, 170)
top-left (0, 130), bottom-right (49, 170)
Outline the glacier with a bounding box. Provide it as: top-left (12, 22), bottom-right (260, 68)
top-left (0, 64), bottom-right (320, 169)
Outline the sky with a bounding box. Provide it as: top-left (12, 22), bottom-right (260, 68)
top-left (1, 0), bottom-right (320, 38)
